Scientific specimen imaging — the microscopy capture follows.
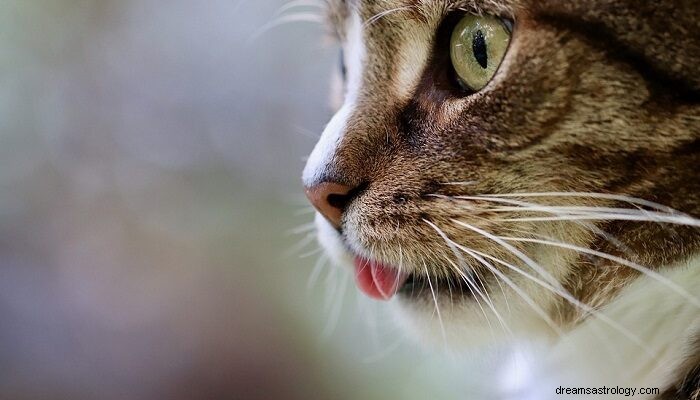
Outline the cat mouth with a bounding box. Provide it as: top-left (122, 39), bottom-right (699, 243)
top-left (352, 256), bottom-right (475, 301)
top-left (353, 256), bottom-right (409, 300)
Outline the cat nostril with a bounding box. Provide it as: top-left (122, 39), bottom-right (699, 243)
top-left (304, 182), bottom-right (359, 228)
top-left (327, 193), bottom-right (350, 210)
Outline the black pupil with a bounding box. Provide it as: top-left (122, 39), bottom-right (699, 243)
top-left (472, 30), bottom-right (488, 69)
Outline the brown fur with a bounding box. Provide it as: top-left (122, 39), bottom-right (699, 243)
top-left (307, 1), bottom-right (700, 390)
top-left (658, 335), bottom-right (700, 399)
top-left (315, 0), bottom-right (699, 319)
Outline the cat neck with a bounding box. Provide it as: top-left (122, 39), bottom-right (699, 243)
top-left (523, 253), bottom-right (700, 399)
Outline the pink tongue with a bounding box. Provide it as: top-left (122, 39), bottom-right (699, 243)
top-left (354, 257), bottom-right (409, 300)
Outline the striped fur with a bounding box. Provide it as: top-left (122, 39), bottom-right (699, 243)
top-left (304, 0), bottom-right (700, 395)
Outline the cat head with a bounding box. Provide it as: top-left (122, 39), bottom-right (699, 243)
top-left (302, 0), bottom-right (700, 346)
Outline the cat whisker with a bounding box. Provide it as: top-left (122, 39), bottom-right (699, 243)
top-left (480, 192), bottom-right (687, 215)
top-left (439, 181), bottom-right (479, 186)
top-left (487, 206), bottom-right (689, 228)
top-left (294, 207), bottom-right (317, 216)
top-left (424, 221), bottom-right (497, 329)
top-left (442, 256), bottom-right (497, 336)
top-left (434, 194), bottom-right (650, 261)
top-left (464, 246), bottom-right (564, 338)
top-left (450, 219), bottom-right (654, 356)
top-left (322, 272), bottom-right (348, 339)
top-left (500, 221), bottom-right (641, 265)
top-left (423, 261), bottom-right (448, 347)
top-left (362, 337), bottom-right (403, 364)
top-left (451, 219), bottom-right (562, 288)
top-left (465, 248), bottom-right (622, 352)
top-left (425, 219), bottom-right (560, 338)
top-left (249, 12), bottom-right (325, 42)
top-left (287, 222), bottom-right (317, 235)
top-left (485, 206), bottom-right (666, 216)
top-left (323, 260), bottom-right (338, 313)
top-left (424, 194), bottom-right (480, 210)
top-left (273, 0), bottom-right (324, 18)
top-left (292, 125), bottom-right (322, 140)
top-left (496, 214), bottom-right (700, 226)
top-left (307, 253), bottom-right (329, 290)
top-left (284, 232), bottom-right (317, 257)
top-left (448, 195), bottom-right (658, 216)
top-left (500, 236), bottom-right (700, 308)
top-left (435, 194), bottom-right (699, 226)
top-left (395, 243), bottom-right (407, 304)
top-left (298, 246), bottom-right (324, 259)
top-left (430, 193), bottom-right (669, 289)
top-left (424, 219), bottom-right (510, 337)
top-left (364, 6), bottom-right (416, 27)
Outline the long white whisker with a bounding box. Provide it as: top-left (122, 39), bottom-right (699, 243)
top-left (362, 336), bottom-right (403, 364)
top-left (396, 243), bottom-right (405, 300)
top-left (496, 214), bottom-right (700, 226)
top-left (423, 220), bottom-right (554, 337)
top-left (287, 222), bottom-right (316, 235)
top-left (485, 206), bottom-right (667, 216)
top-left (307, 254), bottom-right (329, 289)
top-left (426, 214), bottom-right (560, 337)
top-left (293, 207), bottom-right (317, 216)
top-left (441, 255), bottom-right (496, 334)
top-left (467, 248), bottom-right (653, 356)
top-left (424, 221), bottom-right (495, 329)
top-left (363, 6), bottom-right (414, 27)
top-left (292, 125), bottom-right (322, 141)
top-left (424, 219), bottom-right (509, 336)
top-left (249, 13), bottom-right (325, 42)
top-left (322, 272), bottom-right (348, 338)
top-left (298, 246), bottom-right (323, 259)
top-left (447, 195), bottom-right (687, 223)
top-left (423, 261), bottom-right (448, 346)
top-left (323, 260), bottom-right (338, 313)
top-left (440, 181), bottom-right (478, 186)
top-left (481, 192), bottom-right (686, 215)
top-left (451, 219), bottom-right (561, 288)
top-left (500, 236), bottom-right (700, 308)
top-left (284, 232), bottom-right (317, 257)
top-left (461, 246), bottom-right (564, 337)
top-left (468, 248), bottom-right (627, 355)
top-left (451, 220), bottom-right (654, 355)
top-left (442, 194), bottom-right (642, 260)
top-left (273, 0), bottom-right (324, 18)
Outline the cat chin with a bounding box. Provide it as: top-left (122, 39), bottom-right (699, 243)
top-left (313, 213), bottom-right (559, 348)
top-left (389, 299), bottom-right (511, 348)
top-left (390, 294), bottom-right (559, 350)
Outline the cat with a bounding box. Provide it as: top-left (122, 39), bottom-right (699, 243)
top-left (301, 1), bottom-right (700, 398)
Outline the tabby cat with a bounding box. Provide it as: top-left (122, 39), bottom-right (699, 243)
top-left (301, 1), bottom-right (700, 398)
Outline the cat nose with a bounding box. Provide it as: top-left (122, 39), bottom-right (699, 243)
top-left (304, 182), bottom-right (357, 228)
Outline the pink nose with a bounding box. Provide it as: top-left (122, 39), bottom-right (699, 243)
top-left (304, 182), bottom-right (356, 228)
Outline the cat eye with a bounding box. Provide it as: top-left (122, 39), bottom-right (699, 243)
top-left (450, 14), bottom-right (512, 92)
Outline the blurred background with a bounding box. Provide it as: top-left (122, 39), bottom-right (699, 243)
top-left (0, 1), bottom-right (502, 399)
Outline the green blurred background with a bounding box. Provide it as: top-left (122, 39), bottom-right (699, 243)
top-left (0, 1), bottom-right (503, 399)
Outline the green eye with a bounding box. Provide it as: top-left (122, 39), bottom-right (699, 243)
top-left (450, 14), bottom-right (512, 92)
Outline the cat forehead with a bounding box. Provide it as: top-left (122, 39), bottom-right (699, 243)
top-left (326, 0), bottom-right (517, 37)
top-left (328, 0), bottom-right (516, 12)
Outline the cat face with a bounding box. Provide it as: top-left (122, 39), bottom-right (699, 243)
top-left (303, 0), bottom-right (700, 345)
